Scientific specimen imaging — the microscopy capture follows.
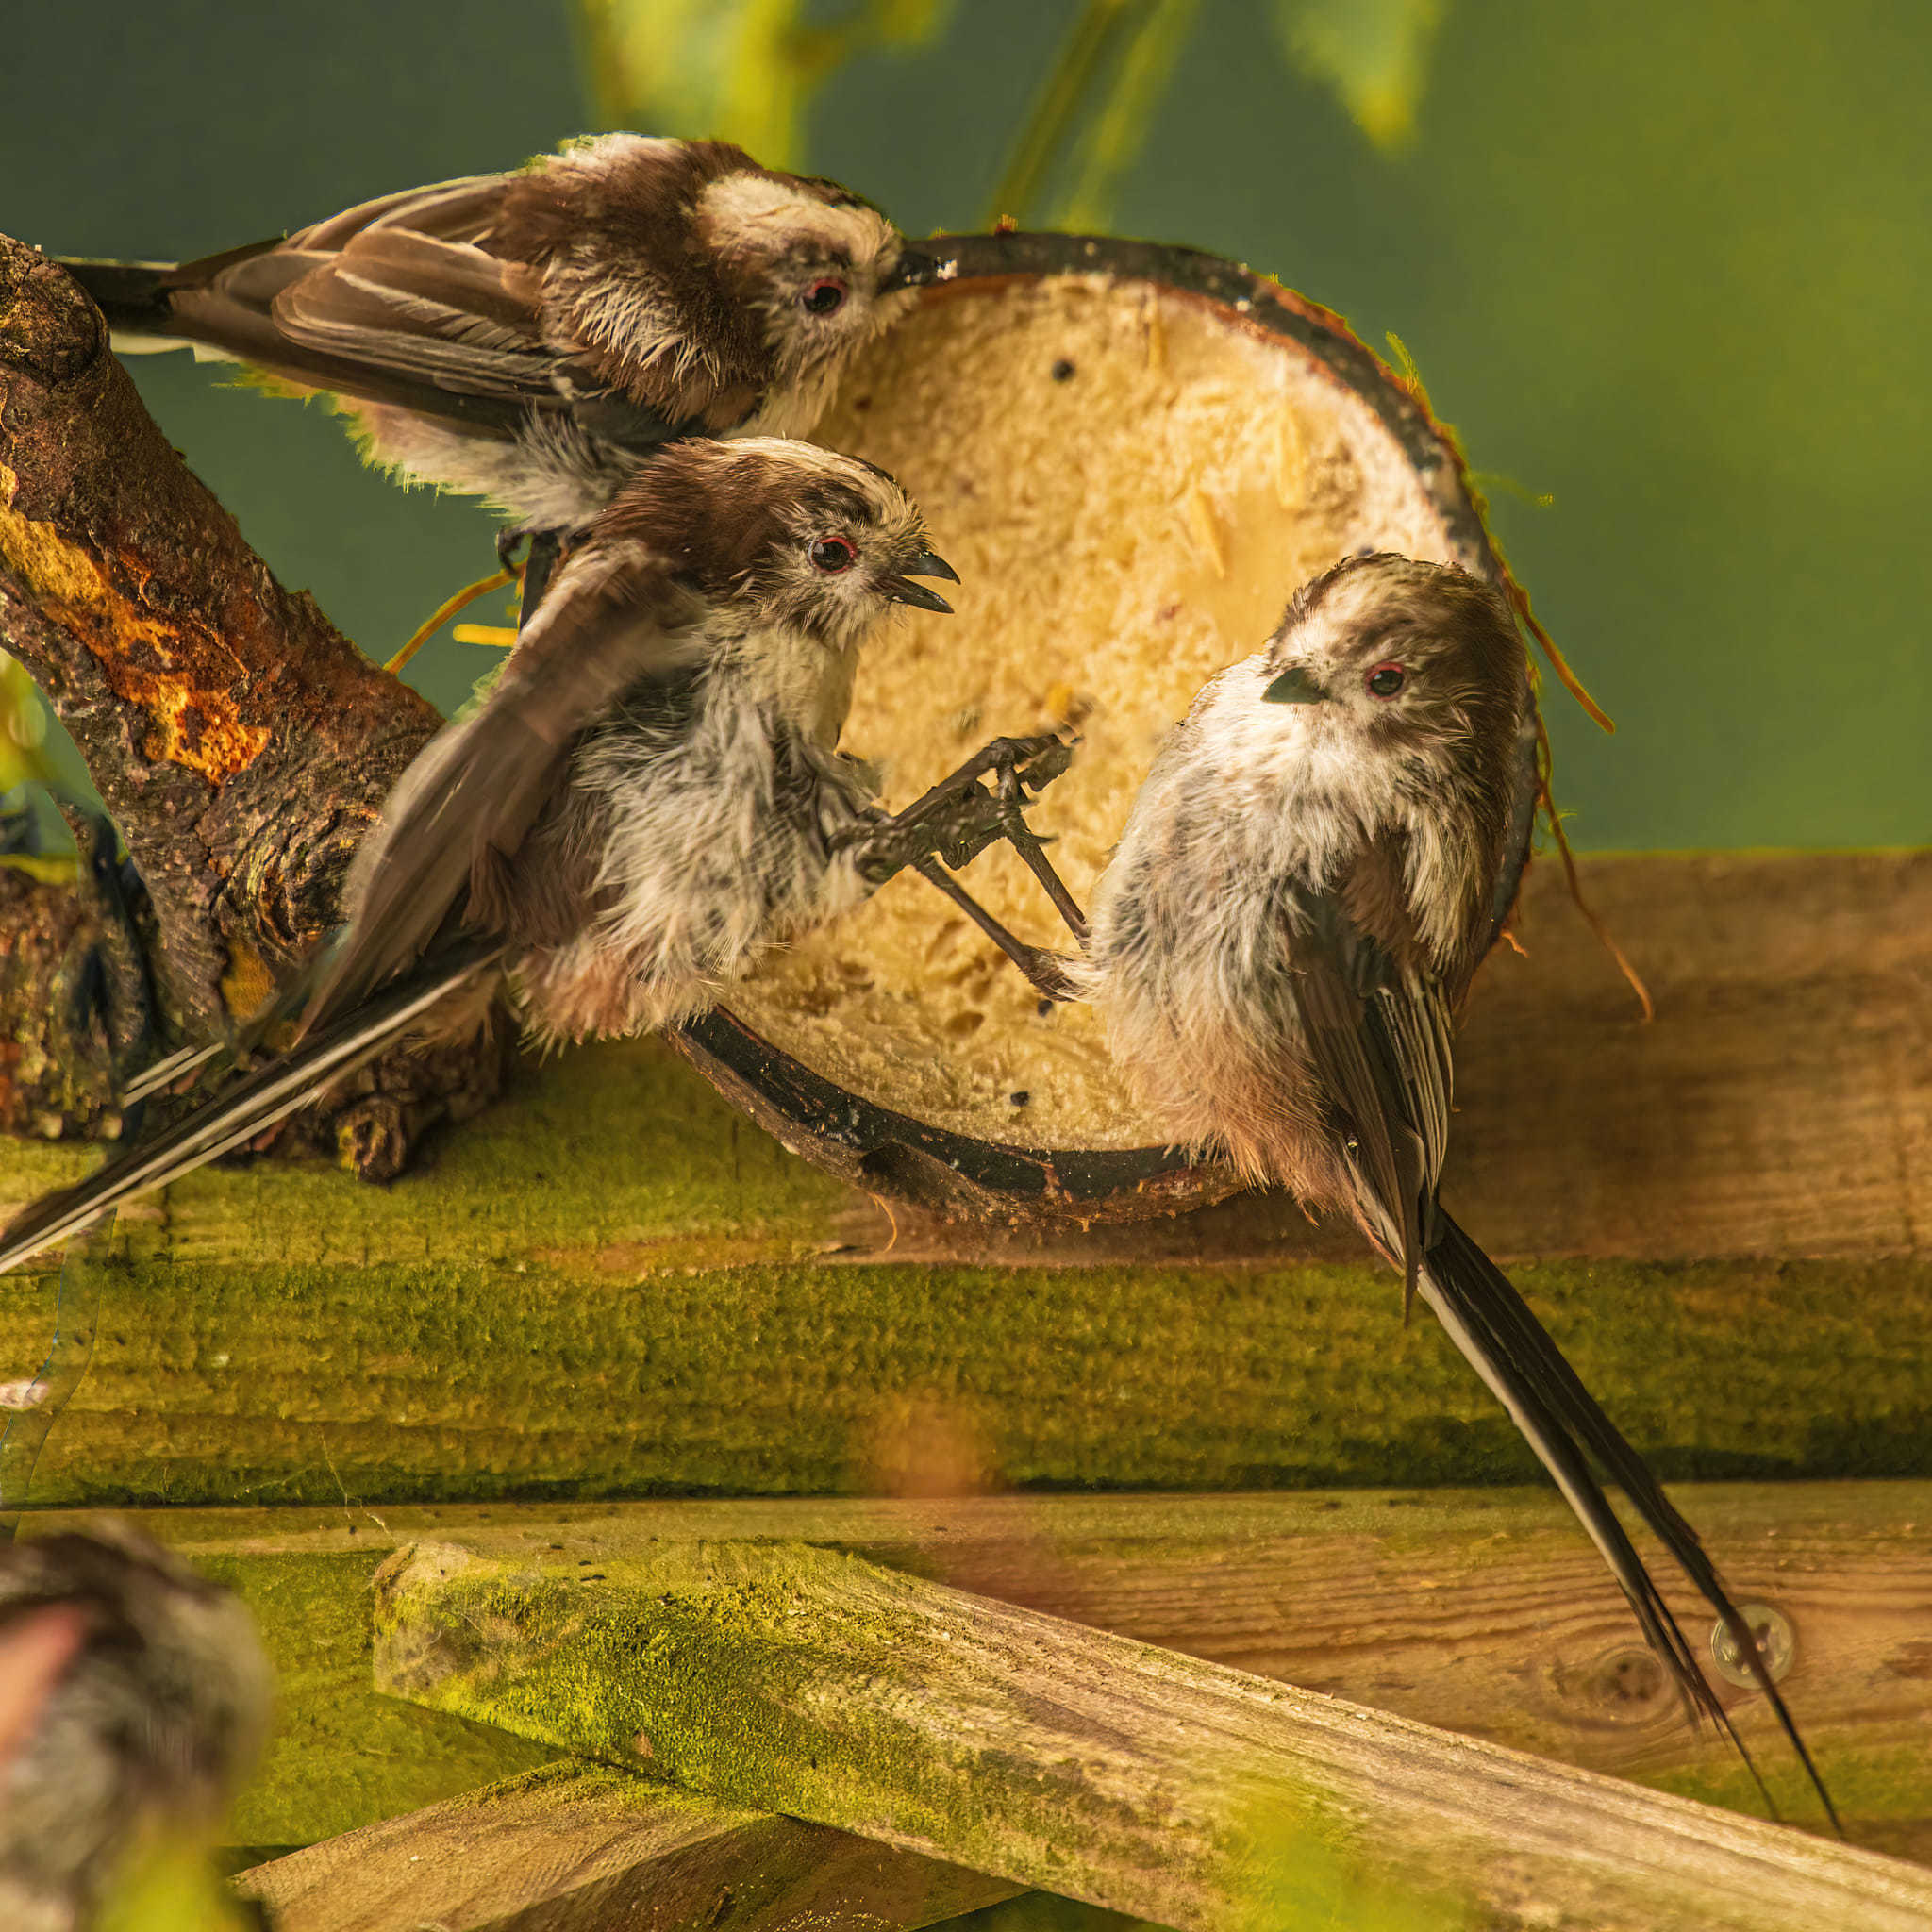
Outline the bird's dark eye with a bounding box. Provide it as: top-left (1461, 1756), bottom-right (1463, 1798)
top-left (802, 280), bottom-right (847, 315)
top-left (810, 536), bottom-right (857, 573)
top-left (1366, 662), bottom-right (1407, 698)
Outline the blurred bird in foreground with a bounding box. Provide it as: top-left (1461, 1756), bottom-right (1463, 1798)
top-left (0, 438), bottom-right (1067, 1272)
top-left (1045, 553), bottom-right (1836, 1825)
top-left (0, 1525), bottom-right (270, 1932)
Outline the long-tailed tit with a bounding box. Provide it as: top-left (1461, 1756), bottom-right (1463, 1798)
top-left (0, 437), bottom-right (1065, 1271)
top-left (0, 1526), bottom-right (270, 1931)
top-left (1060, 554), bottom-right (1837, 1825)
top-left (59, 134), bottom-right (931, 590)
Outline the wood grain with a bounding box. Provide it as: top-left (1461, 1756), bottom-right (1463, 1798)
top-left (236, 1763), bottom-right (1020, 1932)
top-left (372, 1531), bottom-right (1932, 1932)
top-left (15, 1489), bottom-right (1929, 1864)
top-left (839, 848), bottom-right (1932, 1262)
top-left (3, 857), bottom-right (1927, 1514)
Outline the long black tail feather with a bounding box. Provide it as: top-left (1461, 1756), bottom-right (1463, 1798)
top-left (1421, 1210), bottom-right (1840, 1833)
top-left (0, 941), bottom-right (502, 1277)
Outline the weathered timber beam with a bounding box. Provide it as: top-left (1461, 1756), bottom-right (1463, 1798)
top-left (372, 1534), bottom-right (1932, 1932)
top-left (12, 1490), bottom-right (1930, 1856)
top-left (237, 1763), bottom-right (1020, 1932)
top-left (7, 844), bottom-right (1928, 1250)
top-left (0, 1217), bottom-right (1924, 1507)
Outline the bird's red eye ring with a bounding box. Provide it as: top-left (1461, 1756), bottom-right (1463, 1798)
top-left (810, 536), bottom-right (857, 573)
top-left (802, 280), bottom-right (847, 315)
top-left (1366, 662), bottom-right (1407, 698)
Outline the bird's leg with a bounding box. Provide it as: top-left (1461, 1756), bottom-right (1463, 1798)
top-left (841, 734), bottom-right (1081, 1002)
top-left (497, 528), bottom-right (567, 629)
top-left (842, 733), bottom-right (1072, 882)
top-left (911, 858), bottom-right (1077, 1003)
top-left (993, 753), bottom-right (1087, 941)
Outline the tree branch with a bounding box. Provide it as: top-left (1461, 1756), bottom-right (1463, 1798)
top-left (0, 233), bottom-right (500, 1166)
top-left (0, 233), bottom-right (439, 1027)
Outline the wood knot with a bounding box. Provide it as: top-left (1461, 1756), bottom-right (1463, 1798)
top-left (0, 235), bottom-right (108, 389)
top-left (1557, 1644), bottom-right (1674, 1725)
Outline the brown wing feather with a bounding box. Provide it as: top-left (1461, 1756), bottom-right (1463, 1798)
top-left (271, 226), bottom-right (554, 399)
top-left (158, 173), bottom-right (562, 425)
top-left (302, 542), bottom-right (705, 1030)
top-left (286, 175), bottom-right (508, 251)
top-left (1281, 870), bottom-right (1454, 1307)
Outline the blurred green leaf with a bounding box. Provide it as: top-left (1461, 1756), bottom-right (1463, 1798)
top-left (1058, 0), bottom-right (1202, 230)
top-left (0, 652), bottom-right (53, 799)
top-left (1274, 0), bottom-right (1447, 152)
top-left (96, 1835), bottom-right (261, 1932)
top-left (577, 0), bottom-right (952, 169)
top-left (1227, 1786), bottom-right (1469, 1932)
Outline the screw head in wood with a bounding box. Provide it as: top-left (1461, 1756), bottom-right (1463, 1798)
top-left (1709, 1603), bottom-right (1795, 1687)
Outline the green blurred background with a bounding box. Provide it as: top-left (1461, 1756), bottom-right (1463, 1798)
top-left (2, 0), bottom-right (1924, 850)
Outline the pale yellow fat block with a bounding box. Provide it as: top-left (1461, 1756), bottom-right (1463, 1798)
top-left (730, 275), bottom-right (1468, 1148)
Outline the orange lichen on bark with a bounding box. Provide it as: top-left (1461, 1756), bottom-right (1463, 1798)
top-left (0, 483), bottom-right (271, 783)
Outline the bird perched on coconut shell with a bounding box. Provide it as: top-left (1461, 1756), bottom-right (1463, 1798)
top-left (60, 134), bottom-right (934, 583)
top-left (1039, 553), bottom-right (1838, 1827)
top-left (0, 437), bottom-right (1069, 1273)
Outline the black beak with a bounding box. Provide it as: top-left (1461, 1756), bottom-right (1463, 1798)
top-left (878, 246), bottom-right (947, 294)
top-left (882, 548), bottom-right (959, 614)
top-left (1263, 664), bottom-right (1328, 705)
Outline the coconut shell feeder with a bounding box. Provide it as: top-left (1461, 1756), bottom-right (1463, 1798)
top-left (673, 232), bottom-right (1541, 1225)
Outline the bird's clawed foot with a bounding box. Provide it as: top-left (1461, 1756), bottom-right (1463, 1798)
top-left (912, 856), bottom-right (1080, 1002)
top-left (843, 733), bottom-right (1084, 1001)
top-left (849, 734), bottom-right (1075, 879)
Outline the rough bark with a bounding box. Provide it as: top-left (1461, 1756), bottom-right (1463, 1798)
top-left (0, 232), bottom-right (499, 1166)
top-left (0, 864), bottom-right (120, 1137)
top-left (0, 232), bottom-right (438, 1015)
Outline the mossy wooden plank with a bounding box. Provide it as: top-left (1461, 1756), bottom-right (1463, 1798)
top-left (19, 1488), bottom-right (1922, 1865)
top-left (0, 855), bottom-right (1924, 1507)
top-left (4, 852), bottom-right (1930, 1272)
top-left (190, 1549), bottom-right (558, 1848)
top-left (238, 1762), bottom-right (1021, 1932)
top-left (0, 1245), bottom-right (1925, 1507)
top-left (370, 1535), bottom-right (1932, 1932)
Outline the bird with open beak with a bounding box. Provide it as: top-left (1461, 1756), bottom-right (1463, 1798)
top-left (1053, 552), bottom-right (1837, 1826)
top-left (0, 438), bottom-right (1067, 1271)
top-left (58, 134), bottom-right (935, 598)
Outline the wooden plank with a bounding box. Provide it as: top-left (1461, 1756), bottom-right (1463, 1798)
top-left (13, 1485), bottom-right (1930, 1850)
top-left (0, 1244), bottom-right (1924, 1509)
top-left (236, 1763), bottom-right (1020, 1932)
top-left (0, 856), bottom-right (1924, 1510)
top-left (371, 1533), bottom-right (1932, 1932)
top-left (1448, 851), bottom-right (1932, 1262)
top-left (6, 850), bottom-right (1926, 1267)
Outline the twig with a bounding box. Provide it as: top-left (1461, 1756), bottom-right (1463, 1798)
top-left (1058, 0), bottom-right (1203, 230)
top-left (985, 0), bottom-right (1141, 225)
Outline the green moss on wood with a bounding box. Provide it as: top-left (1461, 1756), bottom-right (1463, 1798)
top-left (373, 1541), bottom-right (1301, 1914)
top-left (2, 1248), bottom-right (1928, 1509)
top-left (373, 1537), bottom-right (1931, 1930)
top-left (4, 1034), bottom-right (1929, 1509)
top-left (192, 1550), bottom-right (556, 1847)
